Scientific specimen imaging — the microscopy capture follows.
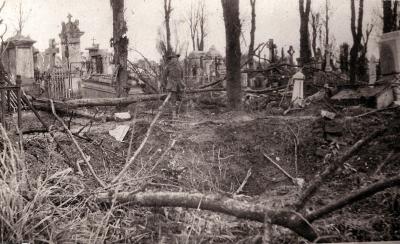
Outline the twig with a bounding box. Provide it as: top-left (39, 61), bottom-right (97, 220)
top-left (286, 123), bottom-right (300, 177)
top-left (111, 93), bottom-right (172, 184)
top-left (50, 100), bottom-right (107, 188)
top-left (263, 152), bottom-right (298, 186)
top-left (374, 150), bottom-right (395, 175)
top-left (126, 107), bottom-right (138, 162)
top-left (234, 168), bottom-right (252, 195)
top-left (148, 139), bottom-right (176, 174)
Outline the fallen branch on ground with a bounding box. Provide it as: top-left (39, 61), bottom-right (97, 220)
top-left (294, 128), bottom-right (387, 211)
top-left (234, 168), bottom-right (252, 195)
top-left (94, 191), bottom-right (318, 241)
top-left (306, 174), bottom-right (400, 222)
top-left (353, 105), bottom-right (400, 119)
top-left (50, 100), bottom-right (106, 188)
top-left (111, 93), bottom-right (172, 184)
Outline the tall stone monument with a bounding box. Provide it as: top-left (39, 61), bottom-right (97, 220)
top-left (379, 30), bottom-right (400, 76)
top-left (59, 14), bottom-right (84, 72)
top-left (1, 33), bottom-right (36, 86)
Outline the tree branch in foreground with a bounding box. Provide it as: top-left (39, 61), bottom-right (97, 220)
top-left (295, 128), bottom-right (387, 211)
top-left (95, 191), bottom-right (318, 241)
top-left (306, 175), bottom-right (400, 222)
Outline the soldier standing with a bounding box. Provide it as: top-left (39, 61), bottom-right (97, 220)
top-left (164, 53), bottom-right (184, 118)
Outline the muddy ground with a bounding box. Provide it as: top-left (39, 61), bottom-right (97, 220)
top-left (2, 93), bottom-right (400, 243)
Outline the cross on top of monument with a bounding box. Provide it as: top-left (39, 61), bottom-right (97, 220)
top-left (67, 13), bottom-right (73, 22)
top-left (267, 39), bottom-right (277, 49)
top-left (288, 46), bottom-right (295, 56)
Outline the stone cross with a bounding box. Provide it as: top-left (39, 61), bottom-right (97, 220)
top-left (92, 37), bottom-right (96, 45)
top-left (267, 39), bottom-right (277, 63)
top-left (287, 46), bottom-right (295, 65)
top-left (67, 13), bottom-right (73, 22)
top-left (45, 39), bottom-right (59, 69)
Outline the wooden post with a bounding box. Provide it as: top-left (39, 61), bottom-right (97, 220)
top-left (16, 75), bottom-right (22, 129)
top-left (0, 79), bottom-right (5, 128)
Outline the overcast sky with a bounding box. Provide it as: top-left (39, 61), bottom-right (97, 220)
top-left (1, 0), bottom-right (381, 61)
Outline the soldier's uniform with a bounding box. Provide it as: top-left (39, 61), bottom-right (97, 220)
top-left (164, 55), bottom-right (184, 117)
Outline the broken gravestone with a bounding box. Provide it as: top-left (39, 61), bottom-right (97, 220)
top-left (109, 125), bottom-right (130, 142)
top-left (114, 112), bottom-right (131, 121)
top-left (321, 110), bottom-right (336, 120)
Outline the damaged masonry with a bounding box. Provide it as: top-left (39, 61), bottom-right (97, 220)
top-left (0, 0), bottom-right (399, 243)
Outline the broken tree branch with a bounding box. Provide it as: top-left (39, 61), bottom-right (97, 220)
top-left (234, 168), bottom-right (252, 195)
top-left (263, 152), bottom-right (298, 186)
top-left (50, 100), bottom-right (107, 188)
top-left (294, 128), bottom-right (387, 211)
top-left (94, 191), bottom-right (318, 241)
top-left (111, 93), bottom-right (172, 184)
top-left (306, 175), bottom-right (400, 222)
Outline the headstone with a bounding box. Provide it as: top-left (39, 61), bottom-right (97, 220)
top-left (379, 30), bottom-right (400, 76)
top-left (325, 46), bottom-right (332, 72)
top-left (291, 71), bottom-right (305, 105)
top-left (369, 55), bottom-right (377, 84)
top-left (44, 39), bottom-right (59, 70)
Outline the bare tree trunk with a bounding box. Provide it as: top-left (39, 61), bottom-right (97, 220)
top-left (299, 0), bottom-right (312, 66)
top-left (111, 0), bottom-right (129, 99)
top-left (221, 0), bottom-right (242, 110)
top-left (197, 0), bottom-right (207, 51)
top-left (349, 0), bottom-right (364, 83)
top-left (324, 0), bottom-right (330, 69)
top-left (164, 0), bottom-right (173, 55)
top-left (310, 12), bottom-right (319, 57)
top-left (187, 2), bottom-right (198, 51)
top-left (248, 0), bottom-right (256, 69)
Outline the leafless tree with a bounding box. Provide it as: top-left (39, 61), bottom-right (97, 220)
top-left (164, 0), bottom-right (173, 55)
top-left (299, 0), bottom-right (312, 65)
top-left (0, 0), bottom-right (8, 79)
top-left (349, 0), bottom-right (364, 83)
top-left (310, 11), bottom-right (322, 57)
top-left (15, 1), bottom-right (30, 35)
top-left (110, 0), bottom-right (129, 98)
top-left (221, 0), bottom-right (242, 109)
top-left (196, 0), bottom-right (207, 51)
top-left (186, 1), bottom-right (199, 51)
top-left (248, 0), bottom-right (256, 69)
top-left (383, 0), bottom-right (399, 33)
